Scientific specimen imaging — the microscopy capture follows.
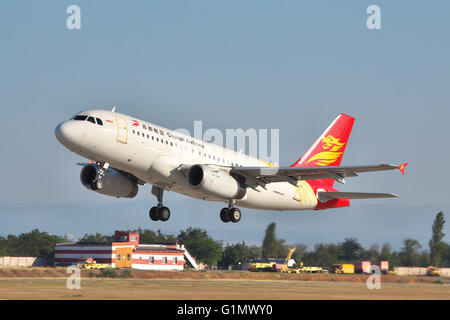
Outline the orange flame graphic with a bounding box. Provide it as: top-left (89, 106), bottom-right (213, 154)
top-left (306, 135), bottom-right (346, 166)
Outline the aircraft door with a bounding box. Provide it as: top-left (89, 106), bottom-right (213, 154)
top-left (115, 115), bottom-right (128, 144)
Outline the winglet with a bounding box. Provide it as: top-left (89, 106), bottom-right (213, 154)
top-left (398, 162), bottom-right (408, 175)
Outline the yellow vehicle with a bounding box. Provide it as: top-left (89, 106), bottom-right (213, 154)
top-left (330, 264), bottom-right (354, 274)
top-left (279, 248), bottom-right (327, 273)
top-left (301, 266), bottom-right (325, 273)
top-left (248, 260), bottom-right (277, 272)
top-left (426, 266), bottom-right (440, 277)
top-left (77, 258), bottom-right (112, 270)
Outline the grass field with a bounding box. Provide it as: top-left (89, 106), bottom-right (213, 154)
top-left (0, 268), bottom-right (449, 300)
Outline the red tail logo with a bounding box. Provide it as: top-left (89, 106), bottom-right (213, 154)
top-left (290, 113), bottom-right (355, 188)
top-left (291, 113), bottom-right (355, 168)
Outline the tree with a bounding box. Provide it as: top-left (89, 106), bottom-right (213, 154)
top-left (304, 243), bottom-right (341, 266)
top-left (78, 232), bottom-right (114, 244)
top-left (0, 235), bottom-right (7, 256)
top-left (247, 245), bottom-right (262, 260)
top-left (177, 227), bottom-right (222, 266)
top-left (441, 242), bottom-right (450, 267)
top-left (360, 244), bottom-right (380, 261)
top-left (219, 242), bottom-right (250, 268)
top-left (134, 229), bottom-right (177, 243)
top-left (261, 222), bottom-right (286, 258)
top-left (378, 243), bottom-right (399, 269)
top-left (339, 238), bottom-right (363, 261)
top-left (2, 229), bottom-right (66, 258)
top-left (429, 212), bottom-right (446, 266)
top-left (400, 238), bottom-right (422, 266)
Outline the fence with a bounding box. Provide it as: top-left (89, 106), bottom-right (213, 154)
top-left (394, 267), bottom-right (450, 277)
top-left (0, 256), bottom-right (53, 267)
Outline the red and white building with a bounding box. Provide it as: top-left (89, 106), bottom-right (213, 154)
top-left (54, 231), bottom-right (198, 270)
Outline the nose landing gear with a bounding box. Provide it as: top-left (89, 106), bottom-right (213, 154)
top-left (91, 162), bottom-right (109, 190)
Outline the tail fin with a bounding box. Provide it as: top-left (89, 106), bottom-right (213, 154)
top-left (290, 113), bottom-right (355, 187)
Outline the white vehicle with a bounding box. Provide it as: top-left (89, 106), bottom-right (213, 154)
top-left (55, 109), bottom-right (406, 223)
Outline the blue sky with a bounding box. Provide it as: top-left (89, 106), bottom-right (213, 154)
top-left (0, 1), bottom-right (449, 250)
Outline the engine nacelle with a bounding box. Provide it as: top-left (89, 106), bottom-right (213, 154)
top-left (187, 164), bottom-right (246, 200)
top-left (80, 164), bottom-right (138, 198)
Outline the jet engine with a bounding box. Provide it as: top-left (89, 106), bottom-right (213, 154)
top-left (187, 164), bottom-right (246, 200)
top-left (80, 164), bottom-right (138, 198)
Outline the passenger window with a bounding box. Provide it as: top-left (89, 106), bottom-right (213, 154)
top-left (156, 138), bottom-right (159, 142)
top-left (152, 136), bottom-right (154, 140)
top-left (87, 116), bottom-right (95, 124)
top-left (137, 132), bottom-right (140, 136)
top-left (96, 118), bottom-right (103, 125)
top-left (73, 115), bottom-right (87, 121)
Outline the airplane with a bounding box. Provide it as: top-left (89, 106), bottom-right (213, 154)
top-left (55, 109), bottom-right (407, 223)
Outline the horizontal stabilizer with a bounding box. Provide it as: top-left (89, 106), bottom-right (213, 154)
top-left (318, 191), bottom-right (398, 201)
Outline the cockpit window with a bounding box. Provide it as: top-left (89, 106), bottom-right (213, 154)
top-left (73, 115), bottom-right (88, 121)
top-left (96, 118), bottom-right (103, 126)
top-left (87, 116), bottom-right (96, 124)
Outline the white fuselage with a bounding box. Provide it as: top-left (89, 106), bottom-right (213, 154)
top-left (55, 109), bottom-right (318, 211)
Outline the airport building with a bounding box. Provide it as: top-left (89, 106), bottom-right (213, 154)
top-left (54, 231), bottom-right (198, 270)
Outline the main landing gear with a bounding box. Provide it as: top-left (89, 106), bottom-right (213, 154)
top-left (149, 186), bottom-right (171, 222)
top-left (91, 162), bottom-right (109, 190)
top-left (220, 200), bottom-right (242, 223)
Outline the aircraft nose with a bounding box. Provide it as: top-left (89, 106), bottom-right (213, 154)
top-left (55, 121), bottom-right (77, 147)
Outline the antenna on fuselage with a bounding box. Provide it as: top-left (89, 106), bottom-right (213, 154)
top-left (111, 106), bottom-right (116, 112)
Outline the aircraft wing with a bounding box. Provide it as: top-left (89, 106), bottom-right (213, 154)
top-left (231, 163), bottom-right (407, 187)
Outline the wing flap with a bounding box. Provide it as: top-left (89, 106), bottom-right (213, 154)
top-left (318, 191), bottom-right (398, 201)
top-left (231, 163), bottom-right (405, 185)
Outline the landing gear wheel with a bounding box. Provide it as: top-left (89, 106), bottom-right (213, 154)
top-left (230, 207), bottom-right (241, 223)
top-left (220, 208), bottom-right (231, 223)
top-left (149, 186), bottom-right (171, 222)
top-left (149, 207), bottom-right (159, 221)
top-left (158, 206), bottom-right (171, 221)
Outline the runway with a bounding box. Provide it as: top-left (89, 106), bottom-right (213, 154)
top-left (0, 278), bottom-right (448, 300)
